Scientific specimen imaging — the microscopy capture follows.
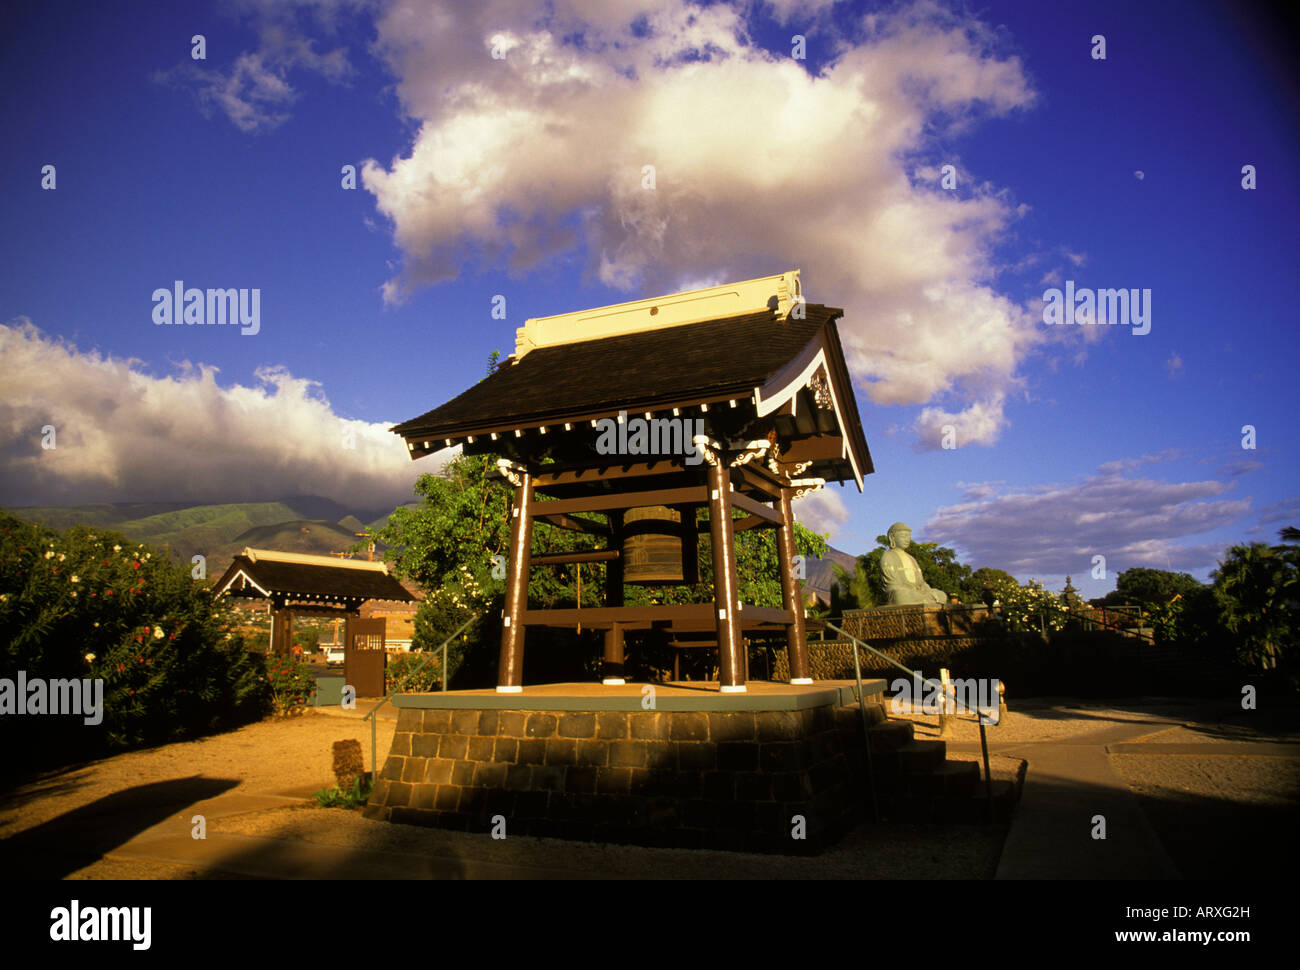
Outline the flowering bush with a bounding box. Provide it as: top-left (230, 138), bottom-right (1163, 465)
top-left (265, 654), bottom-right (316, 716)
top-left (386, 651), bottom-right (443, 693)
top-left (0, 513), bottom-right (272, 767)
top-left (986, 577), bottom-right (1072, 633)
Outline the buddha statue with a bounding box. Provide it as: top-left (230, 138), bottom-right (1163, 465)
top-left (880, 522), bottom-right (948, 606)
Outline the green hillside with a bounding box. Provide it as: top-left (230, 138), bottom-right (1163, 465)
top-left (208, 519), bottom-right (372, 569)
top-left (3, 502), bottom-right (193, 531)
top-left (117, 502), bottom-right (305, 560)
top-left (4, 498), bottom-right (400, 566)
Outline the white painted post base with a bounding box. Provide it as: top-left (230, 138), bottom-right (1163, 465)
top-left (602, 678), bottom-right (626, 686)
top-left (495, 685), bottom-right (523, 693)
top-left (719, 685), bottom-right (747, 693)
top-left (790, 677), bottom-right (814, 685)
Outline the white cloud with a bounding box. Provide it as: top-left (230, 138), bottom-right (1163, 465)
top-left (155, 0), bottom-right (361, 132)
top-left (0, 320), bottom-right (431, 509)
top-left (361, 0), bottom-right (1040, 445)
top-left (923, 464), bottom-right (1250, 576)
top-left (793, 486), bottom-right (850, 538)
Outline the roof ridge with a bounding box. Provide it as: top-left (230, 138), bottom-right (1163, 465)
top-left (241, 547), bottom-right (389, 573)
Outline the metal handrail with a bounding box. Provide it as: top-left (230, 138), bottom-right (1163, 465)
top-left (1060, 604), bottom-right (1157, 646)
top-left (824, 619), bottom-right (999, 823)
top-left (361, 615), bottom-right (478, 786)
top-left (823, 620), bottom-right (995, 722)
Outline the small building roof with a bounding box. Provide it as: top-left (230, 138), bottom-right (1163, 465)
top-left (213, 548), bottom-right (414, 610)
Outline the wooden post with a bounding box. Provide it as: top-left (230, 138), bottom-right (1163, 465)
top-left (938, 666), bottom-right (952, 737)
top-left (497, 470), bottom-right (534, 693)
top-left (271, 606), bottom-right (293, 658)
top-left (707, 459), bottom-right (745, 692)
top-left (777, 487), bottom-right (811, 684)
top-left (603, 622), bottom-right (626, 685)
top-left (605, 510), bottom-right (624, 608)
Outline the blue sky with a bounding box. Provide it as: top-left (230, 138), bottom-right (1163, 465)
top-left (2, 0), bottom-right (1297, 599)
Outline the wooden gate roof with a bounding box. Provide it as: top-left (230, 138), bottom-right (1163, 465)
top-left (214, 549), bottom-right (414, 608)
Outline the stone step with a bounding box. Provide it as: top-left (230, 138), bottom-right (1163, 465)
top-left (897, 739), bottom-right (946, 774)
top-left (867, 719), bottom-right (914, 752)
top-left (877, 779), bottom-right (1019, 825)
top-left (903, 760), bottom-right (980, 798)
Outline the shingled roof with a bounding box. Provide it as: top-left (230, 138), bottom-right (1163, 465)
top-left (213, 549), bottom-right (414, 606)
top-left (393, 305), bottom-right (840, 441)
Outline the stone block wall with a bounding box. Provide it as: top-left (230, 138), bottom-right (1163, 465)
top-left (363, 702), bottom-right (887, 854)
top-left (773, 639), bottom-right (988, 682)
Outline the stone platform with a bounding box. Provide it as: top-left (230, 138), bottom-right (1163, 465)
top-left (364, 679), bottom-right (888, 854)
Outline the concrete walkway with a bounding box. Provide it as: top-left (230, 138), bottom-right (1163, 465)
top-left (946, 720), bottom-right (1184, 879)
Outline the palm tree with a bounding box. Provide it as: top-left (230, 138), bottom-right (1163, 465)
top-left (830, 559), bottom-right (877, 611)
top-left (1212, 541), bottom-right (1293, 670)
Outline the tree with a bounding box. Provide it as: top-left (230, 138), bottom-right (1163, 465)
top-left (964, 567), bottom-right (1018, 605)
top-left (1096, 567), bottom-right (1205, 607)
top-left (830, 558), bottom-right (878, 611)
top-left (1212, 539), bottom-right (1296, 672)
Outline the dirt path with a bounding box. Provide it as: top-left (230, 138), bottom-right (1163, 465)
top-left (4, 696), bottom-right (1294, 879)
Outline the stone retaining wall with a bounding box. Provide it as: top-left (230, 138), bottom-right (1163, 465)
top-left (363, 702), bottom-right (887, 854)
top-left (773, 639), bottom-right (989, 682)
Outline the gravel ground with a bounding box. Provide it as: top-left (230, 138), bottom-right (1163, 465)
top-left (1109, 752), bottom-right (1300, 879)
top-left (889, 697), bottom-right (1194, 744)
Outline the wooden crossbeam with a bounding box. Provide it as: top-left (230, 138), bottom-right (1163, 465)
top-left (530, 549), bottom-right (621, 566)
top-left (531, 486), bottom-right (707, 517)
top-left (728, 490), bottom-right (783, 524)
top-left (534, 512), bottom-right (609, 535)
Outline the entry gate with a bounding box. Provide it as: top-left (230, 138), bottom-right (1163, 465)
top-left (344, 617), bottom-right (387, 697)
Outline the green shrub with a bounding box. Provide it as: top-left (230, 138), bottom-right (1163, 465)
top-left (0, 512), bottom-right (273, 771)
top-left (314, 775), bottom-right (373, 809)
top-left (386, 650), bottom-right (443, 693)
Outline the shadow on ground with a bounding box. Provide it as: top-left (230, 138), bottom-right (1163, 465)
top-left (0, 776), bottom-right (237, 879)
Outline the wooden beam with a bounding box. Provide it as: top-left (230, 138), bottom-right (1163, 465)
top-left (533, 459), bottom-right (688, 488)
top-left (530, 549), bottom-right (620, 566)
top-left (734, 464), bottom-right (788, 498)
top-left (532, 486), bottom-right (707, 517)
top-left (534, 512), bottom-right (609, 536)
top-left (728, 490), bottom-right (782, 524)
top-left (521, 604), bottom-right (711, 627)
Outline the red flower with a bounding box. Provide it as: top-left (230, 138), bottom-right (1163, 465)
top-left (132, 562), bottom-right (140, 570)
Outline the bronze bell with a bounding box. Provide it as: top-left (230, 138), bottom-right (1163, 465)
top-left (622, 506), bottom-right (697, 584)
